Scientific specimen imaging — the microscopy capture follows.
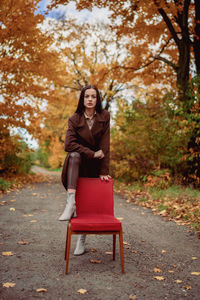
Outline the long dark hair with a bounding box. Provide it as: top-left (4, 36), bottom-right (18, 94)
top-left (75, 85), bottom-right (102, 114)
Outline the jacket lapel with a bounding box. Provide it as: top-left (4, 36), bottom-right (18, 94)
top-left (91, 112), bottom-right (104, 136)
top-left (76, 114), bottom-right (95, 146)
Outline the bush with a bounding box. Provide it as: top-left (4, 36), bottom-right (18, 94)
top-left (34, 147), bottom-right (50, 169)
top-left (110, 96), bottom-right (190, 183)
top-left (0, 138), bottom-right (33, 175)
top-left (0, 178), bottom-right (11, 191)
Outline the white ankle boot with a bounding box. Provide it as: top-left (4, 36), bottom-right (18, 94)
top-left (59, 192), bottom-right (76, 221)
top-left (74, 235), bottom-right (86, 255)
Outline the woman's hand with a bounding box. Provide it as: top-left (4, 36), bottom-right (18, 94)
top-left (99, 175), bottom-right (111, 181)
top-left (94, 149), bottom-right (104, 159)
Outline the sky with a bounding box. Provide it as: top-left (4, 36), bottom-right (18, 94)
top-left (38, 0), bottom-right (111, 24)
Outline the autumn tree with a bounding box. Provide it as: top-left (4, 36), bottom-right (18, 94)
top-left (0, 0), bottom-right (66, 173)
top-left (50, 0), bottom-right (200, 100)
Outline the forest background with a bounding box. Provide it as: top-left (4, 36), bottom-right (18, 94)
top-left (0, 0), bottom-right (200, 230)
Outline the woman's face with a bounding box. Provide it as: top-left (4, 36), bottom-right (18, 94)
top-left (84, 88), bottom-right (97, 110)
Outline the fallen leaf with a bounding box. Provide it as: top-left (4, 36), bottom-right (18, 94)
top-left (153, 276), bottom-right (165, 281)
top-left (123, 241), bottom-right (131, 246)
top-left (105, 251), bottom-right (112, 255)
top-left (161, 250), bottom-right (166, 253)
top-left (10, 199), bottom-right (16, 202)
top-left (117, 217), bottom-right (124, 220)
top-left (168, 270), bottom-right (174, 273)
top-left (40, 209), bottom-right (48, 212)
top-left (141, 212), bottom-right (145, 215)
top-left (183, 285), bottom-right (192, 290)
top-left (17, 240), bottom-right (30, 245)
top-left (192, 257), bottom-right (197, 260)
top-left (0, 201), bottom-right (7, 205)
top-left (175, 279), bottom-right (182, 283)
top-left (77, 289), bottom-right (87, 294)
top-left (36, 288), bottom-right (48, 293)
top-left (90, 259), bottom-right (101, 264)
top-left (2, 251), bottom-right (14, 256)
top-left (191, 272), bottom-right (200, 276)
top-left (129, 295), bottom-right (137, 300)
top-left (131, 249), bottom-right (137, 253)
top-left (23, 214), bottom-right (33, 217)
top-left (9, 207), bottom-right (15, 211)
top-left (30, 220), bottom-right (37, 223)
top-left (154, 268), bottom-right (162, 273)
top-left (3, 282), bottom-right (16, 288)
top-left (90, 248), bottom-right (97, 253)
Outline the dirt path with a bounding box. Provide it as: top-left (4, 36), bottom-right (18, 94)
top-left (0, 170), bottom-right (200, 299)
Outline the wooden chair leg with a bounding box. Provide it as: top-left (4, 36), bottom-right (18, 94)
top-left (64, 226), bottom-right (68, 260)
top-left (65, 223), bottom-right (72, 274)
top-left (119, 228), bottom-right (125, 274)
top-left (113, 234), bottom-right (116, 260)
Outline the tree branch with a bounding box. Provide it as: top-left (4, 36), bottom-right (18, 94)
top-left (156, 6), bottom-right (180, 48)
top-left (154, 55), bottom-right (178, 71)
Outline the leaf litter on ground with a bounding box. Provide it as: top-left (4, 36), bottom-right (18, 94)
top-left (114, 181), bottom-right (200, 232)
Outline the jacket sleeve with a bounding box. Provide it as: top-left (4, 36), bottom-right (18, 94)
top-left (64, 118), bottom-right (95, 159)
top-left (99, 112), bottom-right (110, 175)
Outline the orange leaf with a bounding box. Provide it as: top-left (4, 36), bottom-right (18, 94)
top-left (153, 276), bottom-right (165, 281)
top-left (129, 295), bottom-right (137, 300)
top-left (77, 289), bottom-right (87, 294)
top-left (191, 272), bottom-right (200, 276)
top-left (3, 282), bottom-right (16, 288)
top-left (154, 267), bottom-right (162, 273)
top-left (175, 279), bottom-right (182, 283)
top-left (183, 285), bottom-right (192, 290)
top-left (36, 288), bottom-right (48, 293)
top-left (90, 248), bottom-right (97, 253)
top-left (90, 259), bottom-right (101, 264)
top-left (17, 240), bottom-right (30, 245)
top-left (2, 251), bottom-right (14, 256)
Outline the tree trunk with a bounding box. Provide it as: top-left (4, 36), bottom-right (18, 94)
top-left (176, 35), bottom-right (190, 100)
top-left (194, 0), bottom-right (200, 75)
top-left (157, 0), bottom-right (191, 101)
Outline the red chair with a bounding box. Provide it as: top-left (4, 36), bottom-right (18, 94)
top-left (65, 177), bottom-right (125, 274)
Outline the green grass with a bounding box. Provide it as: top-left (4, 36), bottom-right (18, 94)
top-left (0, 178), bottom-right (11, 191)
top-left (146, 185), bottom-right (200, 201)
top-left (47, 167), bottom-right (62, 172)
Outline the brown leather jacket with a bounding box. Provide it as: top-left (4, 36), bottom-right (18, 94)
top-left (61, 109), bottom-right (110, 190)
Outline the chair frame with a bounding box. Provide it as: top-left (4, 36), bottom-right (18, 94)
top-left (65, 222), bottom-right (125, 274)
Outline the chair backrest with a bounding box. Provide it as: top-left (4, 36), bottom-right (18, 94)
top-left (75, 178), bottom-right (114, 216)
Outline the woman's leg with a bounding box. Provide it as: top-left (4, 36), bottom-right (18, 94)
top-left (59, 152), bottom-right (80, 221)
top-left (59, 152), bottom-right (86, 255)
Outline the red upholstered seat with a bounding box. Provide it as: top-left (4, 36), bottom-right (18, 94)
top-left (71, 214), bottom-right (121, 231)
top-left (64, 178), bottom-right (125, 274)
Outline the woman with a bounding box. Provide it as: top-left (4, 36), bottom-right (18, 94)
top-left (59, 85), bottom-right (110, 255)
